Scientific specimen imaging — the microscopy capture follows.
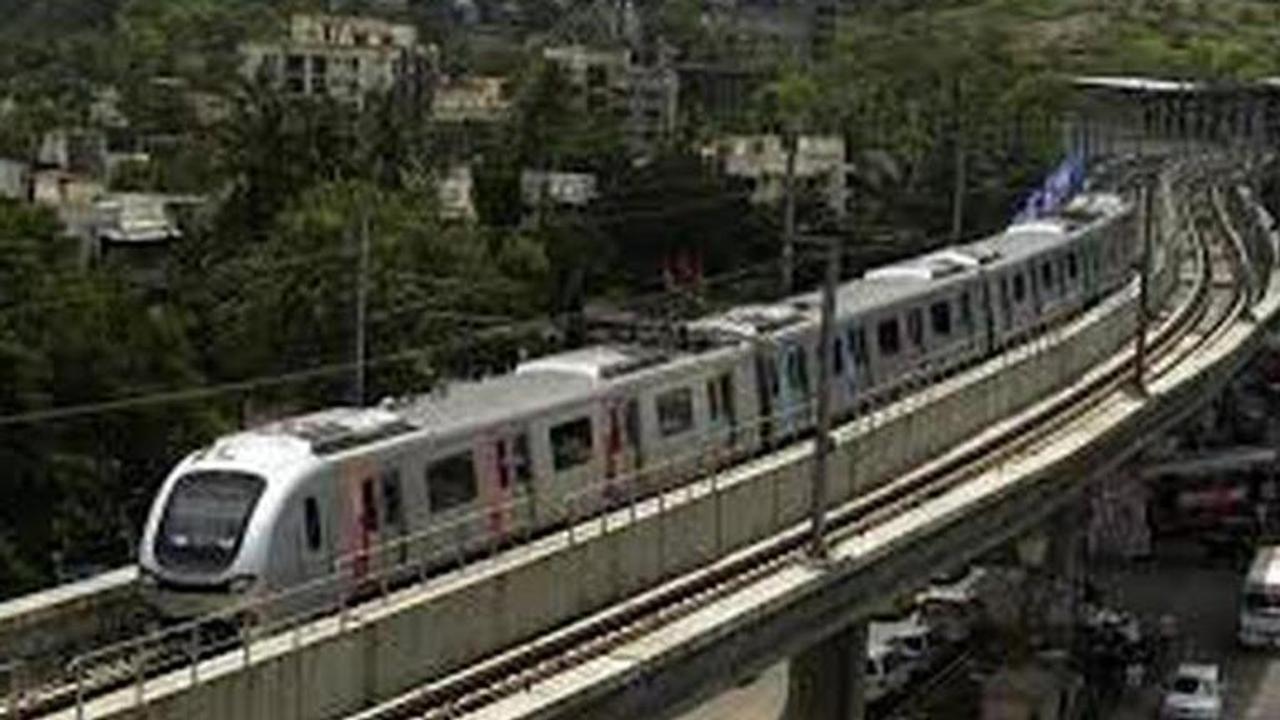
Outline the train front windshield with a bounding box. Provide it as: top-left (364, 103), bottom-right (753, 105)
top-left (155, 471), bottom-right (265, 574)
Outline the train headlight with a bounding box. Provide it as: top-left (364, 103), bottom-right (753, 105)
top-left (228, 575), bottom-right (257, 594)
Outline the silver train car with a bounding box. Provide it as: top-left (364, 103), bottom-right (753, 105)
top-left (138, 192), bottom-right (1136, 618)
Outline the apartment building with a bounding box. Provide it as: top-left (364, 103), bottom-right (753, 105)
top-left (241, 14), bottom-right (436, 107)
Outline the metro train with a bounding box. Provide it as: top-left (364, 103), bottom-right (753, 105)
top-left (138, 192), bottom-right (1136, 618)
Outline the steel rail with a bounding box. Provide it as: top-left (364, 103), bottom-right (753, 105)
top-left (16, 156), bottom-right (1202, 720)
top-left (345, 159), bottom-right (1249, 720)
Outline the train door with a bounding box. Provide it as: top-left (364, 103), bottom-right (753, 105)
top-left (354, 472), bottom-right (382, 581)
top-left (848, 325), bottom-right (871, 395)
top-left (755, 352), bottom-right (778, 448)
top-left (998, 275), bottom-right (1013, 335)
top-left (705, 371), bottom-right (738, 456)
top-left (780, 342), bottom-right (811, 438)
top-left (478, 429), bottom-right (531, 542)
top-left (906, 307), bottom-right (926, 368)
top-left (379, 466), bottom-right (408, 568)
top-left (604, 398), bottom-right (643, 500)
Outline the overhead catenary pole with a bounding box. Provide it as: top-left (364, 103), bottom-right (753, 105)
top-left (1133, 173), bottom-right (1154, 395)
top-left (782, 125), bottom-right (798, 294)
top-left (808, 234), bottom-right (840, 560)
top-left (353, 205), bottom-right (371, 406)
top-left (950, 75), bottom-right (966, 242)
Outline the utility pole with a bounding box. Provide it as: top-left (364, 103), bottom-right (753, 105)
top-left (808, 234), bottom-right (840, 560)
top-left (1133, 174), bottom-right (1154, 396)
top-left (782, 126), bottom-right (798, 294)
top-left (950, 76), bottom-right (966, 242)
top-left (353, 206), bottom-right (371, 406)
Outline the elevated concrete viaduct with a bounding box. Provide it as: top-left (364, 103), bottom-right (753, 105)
top-left (379, 165), bottom-right (1280, 720)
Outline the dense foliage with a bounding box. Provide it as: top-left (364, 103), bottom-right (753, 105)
top-left (1, 0), bottom-right (1277, 595)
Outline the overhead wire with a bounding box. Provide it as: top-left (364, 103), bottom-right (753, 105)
top-left (0, 254), bottom-right (792, 428)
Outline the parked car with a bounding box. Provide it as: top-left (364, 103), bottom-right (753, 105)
top-left (865, 639), bottom-right (913, 704)
top-left (1160, 663), bottom-right (1224, 720)
top-left (870, 612), bottom-right (939, 679)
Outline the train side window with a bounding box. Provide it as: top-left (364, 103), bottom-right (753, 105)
top-left (657, 387), bottom-right (695, 437)
top-left (1013, 273), bottom-right (1027, 303)
top-left (426, 452), bottom-right (478, 512)
top-left (551, 417), bottom-right (594, 470)
top-left (907, 309), bottom-right (924, 349)
top-left (1068, 252), bottom-right (1079, 280)
top-left (360, 478), bottom-right (379, 532)
top-left (877, 319), bottom-right (901, 357)
top-left (930, 301), bottom-right (952, 337)
top-left (1041, 261), bottom-right (1055, 294)
top-left (707, 379), bottom-right (722, 422)
top-left (304, 497), bottom-right (322, 551)
top-left (381, 470), bottom-right (403, 527)
top-left (832, 335), bottom-right (845, 376)
top-left (960, 292), bottom-right (974, 331)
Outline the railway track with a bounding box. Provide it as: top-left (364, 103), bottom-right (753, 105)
top-left (343, 159), bottom-right (1253, 720)
top-left (10, 156), bottom-right (1241, 720)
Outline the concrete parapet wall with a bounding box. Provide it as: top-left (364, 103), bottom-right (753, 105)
top-left (67, 278), bottom-right (1149, 720)
top-left (68, 175), bottom-right (1193, 720)
top-left (0, 566), bottom-right (138, 678)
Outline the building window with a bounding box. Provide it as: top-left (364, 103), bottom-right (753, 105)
top-left (551, 417), bottom-right (594, 471)
top-left (878, 319), bottom-right (901, 357)
top-left (1042, 261), bottom-right (1055, 293)
top-left (656, 387), bottom-right (695, 437)
top-left (1013, 273), bottom-right (1027, 303)
top-left (587, 65), bottom-right (607, 88)
top-left (426, 452), bottom-right (477, 512)
top-left (1068, 252), bottom-right (1079, 280)
top-left (930, 301), bottom-right (952, 337)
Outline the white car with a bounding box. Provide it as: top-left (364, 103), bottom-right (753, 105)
top-left (1161, 663), bottom-right (1224, 720)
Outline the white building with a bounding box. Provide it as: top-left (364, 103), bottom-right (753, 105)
top-left (431, 77), bottom-right (510, 123)
top-left (240, 14), bottom-right (435, 107)
top-left (438, 165), bottom-right (477, 221)
top-left (713, 134), bottom-right (847, 216)
top-left (0, 159), bottom-right (28, 200)
top-left (521, 170), bottom-right (599, 208)
top-left (542, 45), bottom-right (679, 157)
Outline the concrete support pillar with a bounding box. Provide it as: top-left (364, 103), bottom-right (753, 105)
top-left (784, 622), bottom-right (867, 720)
top-left (1047, 502), bottom-right (1086, 648)
top-left (1015, 499), bottom-right (1086, 649)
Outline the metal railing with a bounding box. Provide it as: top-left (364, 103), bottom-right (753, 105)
top-left (57, 172), bottom-right (1194, 716)
top-left (60, 279), bottom-right (1130, 717)
top-left (1, 661), bottom-right (22, 720)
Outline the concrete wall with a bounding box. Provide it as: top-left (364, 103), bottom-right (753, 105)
top-left (0, 566), bottom-right (138, 682)
top-left (67, 269), bottom-right (1155, 720)
top-left (72, 176), bottom-right (1194, 719)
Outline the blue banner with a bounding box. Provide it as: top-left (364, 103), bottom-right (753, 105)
top-left (1012, 152), bottom-right (1086, 223)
